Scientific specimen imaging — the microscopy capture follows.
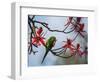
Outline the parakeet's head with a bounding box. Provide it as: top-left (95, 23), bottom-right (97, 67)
top-left (46, 36), bottom-right (56, 48)
top-left (50, 36), bottom-right (56, 41)
top-left (49, 36), bottom-right (56, 46)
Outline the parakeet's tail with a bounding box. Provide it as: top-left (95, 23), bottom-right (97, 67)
top-left (41, 50), bottom-right (49, 64)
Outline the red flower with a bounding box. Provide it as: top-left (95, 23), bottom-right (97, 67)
top-left (72, 22), bottom-right (85, 38)
top-left (79, 23), bottom-right (84, 31)
top-left (74, 43), bottom-right (88, 57)
top-left (73, 43), bottom-right (83, 57)
top-left (68, 43), bottom-right (87, 57)
top-left (36, 27), bottom-right (43, 36)
top-left (32, 27), bottom-right (45, 46)
top-left (62, 39), bottom-right (75, 54)
top-left (64, 17), bottom-right (73, 26)
top-left (71, 17), bottom-right (82, 30)
top-left (76, 23), bottom-right (85, 38)
top-left (81, 46), bottom-right (88, 56)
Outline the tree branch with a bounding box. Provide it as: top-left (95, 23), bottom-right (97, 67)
top-left (29, 18), bottom-right (75, 34)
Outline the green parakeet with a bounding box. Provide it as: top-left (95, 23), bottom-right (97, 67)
top-left (41, 36), bottom-right (56, 64)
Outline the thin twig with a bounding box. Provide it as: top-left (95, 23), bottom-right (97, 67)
top-left (72, 33), bottom-right (79, 42)
top-left (30, 19), bottom-right (75, 34)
